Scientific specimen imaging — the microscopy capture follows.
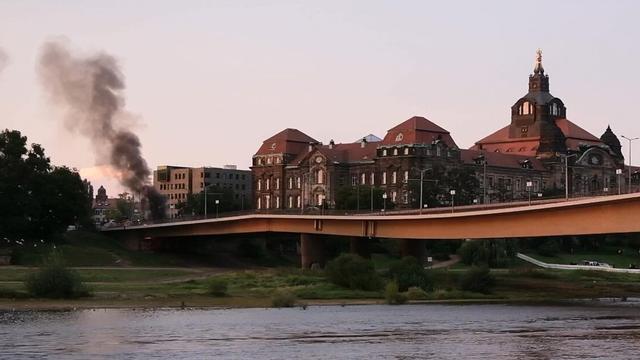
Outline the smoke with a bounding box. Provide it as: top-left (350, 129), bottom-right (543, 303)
top-left (37, 40), bottom-right (164, 219)
top-left (0, 47), bottom-right (8, 74)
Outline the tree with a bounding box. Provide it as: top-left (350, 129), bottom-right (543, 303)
top-left (177, 185), bottom-right (240, 216)
top-left (334, 185), bottom-right (391, 211)
top-left (0, 129), bottom-right (92, 239)
top-left (408, 165), bottom-right (479, 209)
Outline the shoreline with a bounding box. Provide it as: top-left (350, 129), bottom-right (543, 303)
top-left (0, 296), bottom-right (636, 312)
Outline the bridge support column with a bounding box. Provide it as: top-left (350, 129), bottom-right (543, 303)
top-left (349, 237), bottom-right (370, 259)
top-left (300, 234), bottom-right (325, 269)
top-left (398, 239), bottom-right (424, 263)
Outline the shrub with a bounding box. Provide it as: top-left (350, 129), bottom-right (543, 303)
top-left (325, 253), bottom-right (382, 291)
top-left (387, 256), bottom-right (433, 291)
top-left (457, 241), bottom-right (489, 266)
top-left (406, 286), bottom-right (428, 300)
top-left (384, 281), bottom-right (407, 305)
top-left (24, 252), bottom-right (89, 299)
top-left (271, 289), bottom-right (297, 308)
top-left (458, 266), bottom-right (494, 294)
top-left (207, 278), bottom-right (228, 297)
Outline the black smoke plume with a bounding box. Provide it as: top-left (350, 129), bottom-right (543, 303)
top-left (37, 40), bottom-right (165, 220)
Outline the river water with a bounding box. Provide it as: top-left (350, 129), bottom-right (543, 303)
top-left (1, 303), bottom-right (639, 359)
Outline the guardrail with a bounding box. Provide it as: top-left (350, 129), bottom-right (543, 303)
top-left (517, 253), bottom-right (640, 274)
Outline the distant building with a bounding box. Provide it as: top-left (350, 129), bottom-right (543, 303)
top-left (251, 51), bottom-right (632, 210)
top-left (153, 165), bottom-right (252, 218)
top-left (92, 186), bottom-right (118, 225)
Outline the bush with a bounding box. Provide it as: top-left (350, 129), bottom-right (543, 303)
top-left (325, 254), bottom-right (382, 291)
top-left (207, 278), bottom-right (228, 297)
top-left (384, 281), bottom-right (407, 305)
top-left (458, 266), bottom-right (494, 294)
top-left (387, 256), bottom-right (433, 291)
top-left (406, 286), bottom-right (429, 300)
top-left (271, 289), bottom-right (297, 308)
top-left (457, 241), bottom-right (489, 266)
top-left (24, 252), bottom-right (89, 299)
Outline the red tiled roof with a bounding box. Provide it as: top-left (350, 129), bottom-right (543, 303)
top-left (461, 149), bottom-right (546, 171)
top-left (254, 128), bottom-right (318, 156)
top-left (473, 119), bottom-right (604, 154)
top-left (380, 116), bottom-right (458, 148)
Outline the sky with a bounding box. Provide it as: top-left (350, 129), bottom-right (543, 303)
top-left (1, 0), bottom-right (640, 195)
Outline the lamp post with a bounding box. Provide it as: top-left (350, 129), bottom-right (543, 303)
top-left (204, 184), bottom-right (209, 219)
top-left (526, 181), bottom-right (533, 206)
top-left (215, 199), bottom-right (220, 218)
top-left (370, 182), bottom-right (374, 212)
top-left (561, 153), bottom-right (577, 201)
top-left (616, 168), bottom-right (623, 195)
top-left (621, 135), bottom-right (639, 193)
top-left (382, 192), bottom-right (387, 213)
top-left (450, 189), bottom-right (456, 213)
top-left (475, 154), bottom-right (488, 204)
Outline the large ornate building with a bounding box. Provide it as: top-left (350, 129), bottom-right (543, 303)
top-left (251, 51), bottom-right (633, 210)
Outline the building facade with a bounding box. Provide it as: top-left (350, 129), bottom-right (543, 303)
top-left (251, 51), bottom-right (636, 211)
top-left (153, 165), bottom-right (252, 218)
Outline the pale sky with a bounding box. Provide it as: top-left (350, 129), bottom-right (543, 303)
top-left (1, 0), bottom-right (639, 195)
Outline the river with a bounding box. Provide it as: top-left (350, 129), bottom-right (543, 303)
top-left (1, 303), bottom-right (639, 359)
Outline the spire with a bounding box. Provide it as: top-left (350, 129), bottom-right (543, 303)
top-left (533, 49), bottom-right (544, 75)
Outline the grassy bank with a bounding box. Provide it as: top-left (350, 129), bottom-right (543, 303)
top-left (0, 266), bottom-right (639, 310)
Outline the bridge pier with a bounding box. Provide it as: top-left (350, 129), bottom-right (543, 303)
top-left (300, 234), bottom-right (325, 269)
top-left (349, 237), bottom-right (370, 259)
top-left (398, 239), bottom-right (425, 262)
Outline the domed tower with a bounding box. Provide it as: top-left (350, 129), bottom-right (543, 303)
top-left (509, 50), bottom-right (566, 157)
top-left (600, 125), bottom-right (624, 161)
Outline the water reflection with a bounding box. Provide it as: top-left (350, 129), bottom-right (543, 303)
top-left (1, 304), bottom-right (639, 359)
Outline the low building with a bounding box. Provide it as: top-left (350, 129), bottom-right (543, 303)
top-left (153, 165), bottom-right (252, 218)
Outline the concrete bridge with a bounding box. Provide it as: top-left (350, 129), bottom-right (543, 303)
top-left (103, 193), bottom-right (640, 268)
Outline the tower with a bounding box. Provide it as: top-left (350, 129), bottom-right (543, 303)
top-left (509, 50), bottom-right (566, 157)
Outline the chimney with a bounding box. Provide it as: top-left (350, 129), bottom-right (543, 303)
top-left (329, 139), bottom-right (335, 149)
top-left (361, 137), bottom-right (367, 148)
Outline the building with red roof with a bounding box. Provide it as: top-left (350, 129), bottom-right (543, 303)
top-left (251, 51), bottom-right (631, 211)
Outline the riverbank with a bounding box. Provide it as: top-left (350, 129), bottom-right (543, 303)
top-left (1, 265), bottom-right (639, 311)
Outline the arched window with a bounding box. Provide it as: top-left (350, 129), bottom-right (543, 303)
top-left (317, 169), bottom-right (324, 184)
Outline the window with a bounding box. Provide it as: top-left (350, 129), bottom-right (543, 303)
top-left (267, 157), bottom-right (272, 164)
top-left (275, 196), bottom-right (280, 208)
top-left (288, 177), bottom-right (293, 189)
top-left (297, 177), bottom-right (301, 188)
top-left (258, 179), bottom-right (262, 191)
top-left (436, 147), bottom-right (441, 157)
top-left (402, 192), bottom-right (408, 204)
top-left (393, 148), bottom-right (398, 156)
top-left (288, 196), bottom-right (293, 208)
top-left (266, 178), bottom-right (270, 190)
top-left (404, 148), bottom-right (409, 155)
top-left (296, 195), bottom-right (301, 208)
top-left (392, 171), bottom-right (397, 184)
top-left (352, 175), bottom-right (357, 186)
top-left (382, 149), bottom-right (387, 156)
top-left (403, 171), bottom-right (409, 183)
top-left (392, 191), bottom-right (397, 203)
top-left (265, 195), bottom-right (271, 209)
top-left (520, 101), bottom-right (532, 115)
top-left (257, 197), bottom-right (262, 209)
top-left (361, 173), bottom-right (366, 185)
top-left (370, 172), bottom-right (375, 185)
top-left (276, 178), bottom-right (280, 189)
top-left (382, 172), bottom-right (387, 185)
top-left (317, 169), bottom-right (324, 184)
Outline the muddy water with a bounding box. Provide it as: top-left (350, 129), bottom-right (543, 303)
top-left (1, 303), bottom-right (639, 359)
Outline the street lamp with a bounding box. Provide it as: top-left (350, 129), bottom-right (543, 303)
top-left (450, 189), bottom-right (456, 213)
top-left (475, 154), bottom-right (488, 204)
top-left (526, 181), bottom-right (533, 205)
top-left (561, 153), bottom-right (577, 201)
top-left (215, 199), bottom-right (220, 218)
top-left (382, 192), bottom-right (387, 213)
top-left (621, 135), bottom-right (639, 193)
top-left (616, 168), bottom-right (623, 195)
top-left (411, 167), bottom-right (432, 214)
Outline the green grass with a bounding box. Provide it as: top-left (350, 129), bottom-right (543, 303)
top-left (524, 249), bottom-right (640, 269)
top-left (0, 268), bottom-right (195, 283)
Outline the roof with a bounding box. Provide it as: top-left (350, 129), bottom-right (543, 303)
top-left (380, 116), bottom-right (458, 148)
top-left (355, 134), bottom-right (382, 143)
top-left (461, 149), bottom-right (546, 171)
top-left (473, 119), bottom-right (604, 155)
top-left (290, 142), bottom-right (379, 165)
top-left (254, 128), bottom-right (318, 156)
